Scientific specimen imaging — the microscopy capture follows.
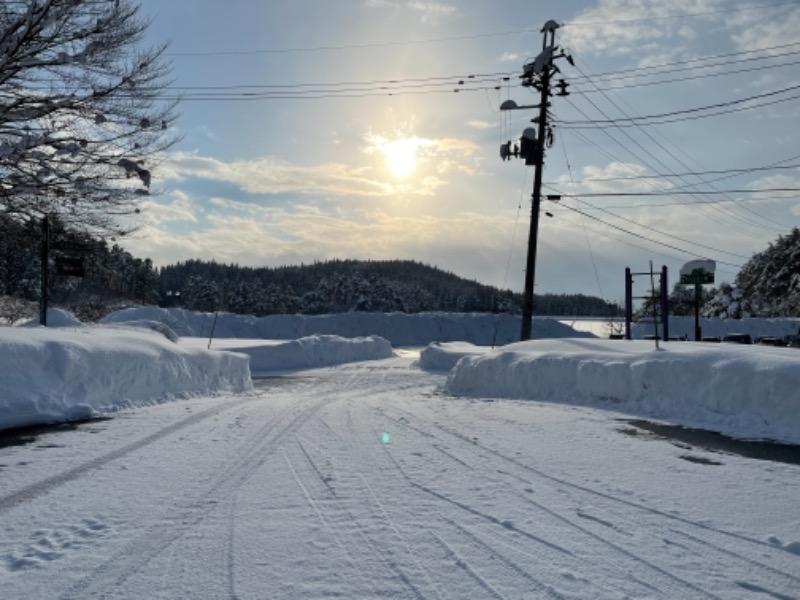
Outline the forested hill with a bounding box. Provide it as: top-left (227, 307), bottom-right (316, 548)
top-left (158, 259), bottom-right (622, 317)
top-left (0, 212), bottom-right (619, 319)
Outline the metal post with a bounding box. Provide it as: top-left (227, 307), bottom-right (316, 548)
top-left (694, 284), bottom-right (702, 341)
top-left (39, 215), bottom-right (50, 326)
top-left (624, 267), bottom-right (632, 340)
top-left (648, 261), bottom-right (660, 349)
top-left (660, 265), bottom-right (669, 341)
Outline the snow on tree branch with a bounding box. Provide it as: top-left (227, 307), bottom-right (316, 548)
top-left (0, 0), bottom-right (179, 237)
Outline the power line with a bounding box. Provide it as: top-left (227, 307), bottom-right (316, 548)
top-left (561, 77), bottom-right (779, 236)
top-left (544, 163), bottom-right (800, 185)
top-left (114, 42), bottom-right (800, 101)
top-left (555, 202), bottom-right (744, 269)
top-left (566, 57), bottom-right (793, 234)
top-left (161, 2), bottom-right (799, 58)
top-left (579, 57), bottom-right (800, 94)
top-left (558, 197), bottom-right (751, 259)
top-left (558, 82), bottom-right (800, 127)
top-left (563, 197), bottom-right (800, 209)
top-left (566, 42), bottom-right (800, 83)
top-left (553, 188), bottom-right (800, 197)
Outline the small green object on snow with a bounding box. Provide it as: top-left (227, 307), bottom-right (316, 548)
top-left (382, 432), bottom-right (391, 444)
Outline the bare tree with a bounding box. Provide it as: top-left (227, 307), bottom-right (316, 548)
top-left (0, 0), bottom-right (179, 237)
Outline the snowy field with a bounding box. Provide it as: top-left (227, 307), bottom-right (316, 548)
top-left (1, 307), bottom-right (799, 598)
top-left (101, 306), bottom-right (592, 346)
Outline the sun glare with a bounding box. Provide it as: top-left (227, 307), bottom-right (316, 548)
top-left (384, 138), bottom-right (420, 179)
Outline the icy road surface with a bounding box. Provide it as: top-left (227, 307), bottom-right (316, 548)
top-left (1, 354), bottom-right (798, 599)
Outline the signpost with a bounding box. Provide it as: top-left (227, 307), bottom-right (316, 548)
top-left (680, 260), bottom-right (716, 341)
top-left (55, 257), bottom-right (85, 278)
top-left (39, 215), bottom-right (92, 325)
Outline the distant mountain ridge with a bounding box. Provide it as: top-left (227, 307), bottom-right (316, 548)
top-left (158, 258), bottom-right (623, 317)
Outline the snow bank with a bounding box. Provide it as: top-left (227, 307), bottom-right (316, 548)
top-left (0, 326), bottom-right (252, 431)
top-left (418, 341), bottom-right (491, 371)
top-left (444, 339), bottom-right (800, 444)
top-left (101, 306), bottom-right (591, 346)
top-left (206, 335), bottom-right (393, 375)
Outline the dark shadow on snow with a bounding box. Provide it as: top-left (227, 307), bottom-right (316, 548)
top-left (0, 417), bottom-right (112, 450)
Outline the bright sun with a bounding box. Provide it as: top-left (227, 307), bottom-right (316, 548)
top-left (384, 138), bottom-right (419, 179)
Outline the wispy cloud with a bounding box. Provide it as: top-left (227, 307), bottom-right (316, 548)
top-left (160, 152), bottom-right (397, 197)
top-left (363, 0), bottom-right (456, 23)
top-left (141, 190), bottom-right (200, 225)
top-left (556, 162), bottom-right (660, 195)
top-left (467, 120), bottom-right (494, 131)
top-left (561, 0), bottom-right (721, 56)
top-left (727, 4), bottom-right (800, 52)
top-left (126, 195), bottom-right (523, 284)
top-left (407, 2), bottom-right (456, 22)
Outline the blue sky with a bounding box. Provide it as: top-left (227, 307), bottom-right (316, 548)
top-left (126, 0), bottom-right (800, 302)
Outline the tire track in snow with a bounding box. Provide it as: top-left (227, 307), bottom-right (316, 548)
top-left (376, 406), bottom-right (729, 599)
top-left (439, 518), bottom-right (573, 600)
top-left (225, 494), bottom-right (239, 600)
top-left (281, 445), bottom-right (394, 599)
top-left (61, 391), bottom-right (335, 599)
top-left (284, 394), bottom-right (442, 598)
top-left (429, 533), bottom-right (508, 600)
top-left (667, 527), bottom-right (800, 596)
top-left (0, 395), bottom-right (257, 515)
top-left (322, 375), bottom-right (575, 597)
top-left (378, 407), bottom-right (800, 594)
top-left (382, 402), bottom-right (800, 583)
top-left (368, 435), bottom-right (565, 597)
top-left (438, 420), bottom-right (800, 592)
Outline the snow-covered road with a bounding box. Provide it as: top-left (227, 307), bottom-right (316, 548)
top-left (1, 354), bottom-right (798, 599)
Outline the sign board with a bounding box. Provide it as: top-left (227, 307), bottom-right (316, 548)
top-left (680, 259), bottom-right (715, 285)
top-left (680, 270), bottom-right (714, 285)
top-left (52, 241), bottom-right (93, 253)
top-left (55, 257), bottom-right (85, 277)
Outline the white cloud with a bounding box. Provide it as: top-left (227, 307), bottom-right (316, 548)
top-left (561, 0), bottom-right (721, 56)
top-left (467, 119), bottom-right (497, 131)
top-left (467, 120), bottom-right (494, 131)
top-left (727, 4), bottom-right (800, 52)
top-left (162, 152), bottom-right (399, 197)
top-left (557, 161), bottom-right (659, 195)
top-left (141, 190), bottom-right (199, 225)
top-left (363, 0), bottom-right (456, 22)
top-left (406, 2), bottom-right (456, 22)
top-left (124, 197), bottom-right (529, 290)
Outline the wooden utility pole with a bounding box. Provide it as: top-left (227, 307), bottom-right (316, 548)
top-left (501, 21), bottom-right (573, 341)
top-left (520, 50), bottom-right (553, 341)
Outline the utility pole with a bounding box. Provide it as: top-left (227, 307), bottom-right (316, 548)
top-left (500, 20), bottom-right (573, 341)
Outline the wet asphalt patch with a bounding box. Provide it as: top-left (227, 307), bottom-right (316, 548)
top-left (619, 419), bottom-right (800, 466)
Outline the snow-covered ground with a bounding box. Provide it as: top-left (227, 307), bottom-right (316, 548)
top-left (3, 307), bottom-right (800, 442)
top-left (101, 306), bottom-right (591, 346)
top-left (1, 307), bottom-right (799, 598)
top-left (1, 347), bottom-right (798, 598)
